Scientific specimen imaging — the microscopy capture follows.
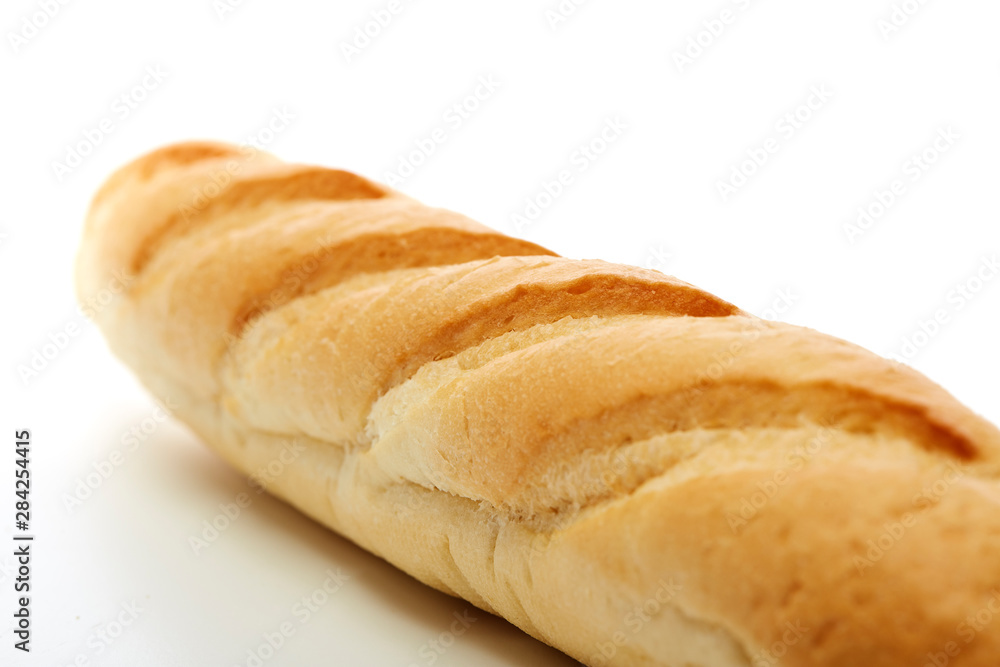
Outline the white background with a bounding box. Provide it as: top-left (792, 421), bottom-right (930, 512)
top-left (2, 0), bottom-right (999, 665)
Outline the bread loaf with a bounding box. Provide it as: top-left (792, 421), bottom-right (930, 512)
top-left (76, 141), bottom-right (1000, 666)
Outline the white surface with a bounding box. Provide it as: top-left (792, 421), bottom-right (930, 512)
top-left (2, 0), bottom-right (999, 665)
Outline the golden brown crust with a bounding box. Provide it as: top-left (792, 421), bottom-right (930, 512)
top-left (225, 257), bottom-right (744, 445)
top-left (369, 317), bottom-right (997, 519)
top-left (90, 141), bottom-right (244, 206)
top-left (131, 164), bottom-right (393, 273)
top-left (575, 462), bottom-right (1000, 665)
top-left (77, 142), bottom-right (1000, 667)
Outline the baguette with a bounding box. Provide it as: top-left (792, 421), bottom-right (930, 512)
top-left (76, 141), bottom-right (1000, 666)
